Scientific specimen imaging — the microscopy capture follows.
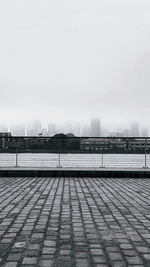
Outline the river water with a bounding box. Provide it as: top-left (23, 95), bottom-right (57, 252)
top-left (0, 153), bottom-right (148, 168)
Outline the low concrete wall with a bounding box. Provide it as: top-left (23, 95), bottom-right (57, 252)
top-left (0, 169), bottom-right (150, 177)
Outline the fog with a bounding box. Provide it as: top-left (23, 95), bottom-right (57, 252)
top-left (0, 0), bottom-right (150, 128)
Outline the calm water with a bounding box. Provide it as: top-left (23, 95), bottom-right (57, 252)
top-left (0, 153), bottom-right (148, 168)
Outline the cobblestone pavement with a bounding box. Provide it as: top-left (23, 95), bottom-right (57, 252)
top-left (1, 178), bottom-right (150, 266)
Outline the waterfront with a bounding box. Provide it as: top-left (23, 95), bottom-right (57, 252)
top-left (0, 153), bottom-right (149, 169)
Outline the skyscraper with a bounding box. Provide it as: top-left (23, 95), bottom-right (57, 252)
top-left (27, 121), bottom-right (42, 136)
top-left (141, 127), bottom-right (148, 137)
top-left (130, 122), bottom-right (139, 137)
top-left (10, 124), bottom-right (25, 136)
top-left (90, 118), bottom-right (101, 137)
top-left (48, 123), bottom-right (56, 136)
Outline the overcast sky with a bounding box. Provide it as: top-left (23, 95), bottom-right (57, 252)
top-left (0, 0), bottom-right (150, 128)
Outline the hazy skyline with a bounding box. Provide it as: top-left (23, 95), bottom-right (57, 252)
top-left (1, 0), bottom-right (150, 127)
top-left (0, 119), bottom-right (149, 138)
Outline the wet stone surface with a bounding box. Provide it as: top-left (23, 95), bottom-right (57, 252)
top-left (0, 177), bottom-right (150, 266)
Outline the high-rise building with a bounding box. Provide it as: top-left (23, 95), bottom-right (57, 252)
top-left (10, 124), bottom-right (25, 136)
top-left (48, 123), bottom-right (56, 136)
top-left (27, 121), bottom-right (42, 136)
top-left (90, 118), bottom-right (101, 137)
top-left (141, 127), bottom-right (148, 137)
top-left (130, 122), bottom-right (139, 137)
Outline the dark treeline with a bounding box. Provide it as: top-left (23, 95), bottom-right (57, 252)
top-left (0, 134), bottom-right (150, 153)
top-left (0, 134), bottom-right (80, 153)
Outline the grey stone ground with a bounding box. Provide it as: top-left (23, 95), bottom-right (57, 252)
top-left (0, 178), bottom-right (150, 266)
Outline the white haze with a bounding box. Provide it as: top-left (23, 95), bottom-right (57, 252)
top-left (0, 0), bottom-right (150, 129)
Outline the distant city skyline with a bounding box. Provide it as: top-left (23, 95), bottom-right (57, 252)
top-left (0, 118), bottom-right (149, 137)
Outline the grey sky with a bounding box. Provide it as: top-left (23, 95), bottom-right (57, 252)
top-left (0, 0), bottom-right (150, 127)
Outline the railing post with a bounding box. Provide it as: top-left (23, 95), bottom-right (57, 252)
top-left (100, 151), bottom-right (105, 168)
top-left (100, 139), bottom-right (105, 168)
top-left (57, 142), bottom-right (62, 168)
top-left (15, 139), bottom-right (19, 168)
top-left (144, 138), bottom-right (148, 169)
top-left (16, 149), bottom-right (18, 168)
top-left (102, 152), bottom-right (104, 167)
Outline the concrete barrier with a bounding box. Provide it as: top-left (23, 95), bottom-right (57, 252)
top-left (0, 168), bottom-right (150, 177)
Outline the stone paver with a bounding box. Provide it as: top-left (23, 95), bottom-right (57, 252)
top-left (0, 178), bottom-right (150, 266)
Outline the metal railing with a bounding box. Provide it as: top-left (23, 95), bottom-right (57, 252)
top-left (0, 136), bottom-right (150, 169)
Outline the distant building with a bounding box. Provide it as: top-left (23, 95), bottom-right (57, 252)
top-left (0, 132), bottom-right (11, 150)
top-left (141, 127), bottom-right (148, 137)
top-left (130, 123), bottom-right (139, 137)
top-left (80, 138), bottom-right (126, 151)
top-left (27, 121), bottom-right (42, 136)
top-left (0, 133), bottom-right (11, 137)
top-left (10, 124), bottom-right (25, 136)
top-left (80, 137), bottom-right (150, 152)
top-left (48, 123), bottom-right (56, 136)
top-left (90, 118), bottom-right (101, 137)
